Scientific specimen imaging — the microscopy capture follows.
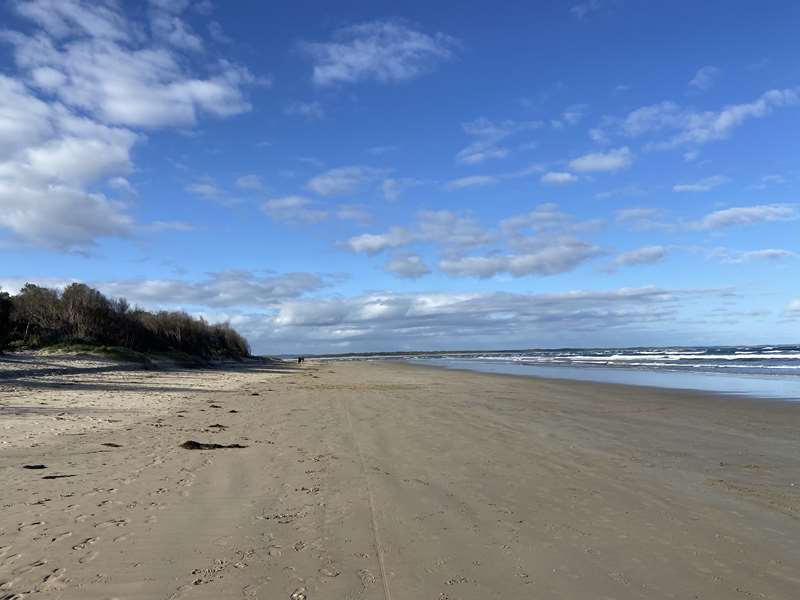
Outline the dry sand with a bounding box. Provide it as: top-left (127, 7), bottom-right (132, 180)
top-left (1, 356), bottom-right (799, 599)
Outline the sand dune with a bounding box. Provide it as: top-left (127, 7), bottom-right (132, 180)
top-left (1, 357), bottom-right (798, 599)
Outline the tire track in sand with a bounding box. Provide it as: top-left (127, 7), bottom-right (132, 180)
top-left (342, 395), bottom-right (393, 600)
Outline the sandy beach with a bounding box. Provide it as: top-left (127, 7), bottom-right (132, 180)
top-left (1, 356), bottom-right (799, 599)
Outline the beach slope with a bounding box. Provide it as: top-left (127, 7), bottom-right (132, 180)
top-left (1, 358), bottom-right (798, 599)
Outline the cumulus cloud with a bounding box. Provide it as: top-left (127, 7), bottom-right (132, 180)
top-left (692, 204), bottom-right (797, 230)
top-left (439, 239), bottom-right (602, 278)
top-left (384, 252), bottom-right (431, 279)
top-left (345, 227), bottom-right (413, 254)
top-left (345, 210), bottom-right (492, 256)
top-left (259, 286), bottom-right (725, 353)
top-left (0, 0), bottom-right (257, 251)
top-left (97, 270), bottom-right (328, 309)
top-left (615, 89), bottom-right (799, 148)
top-left (541, 171), bottom-right (578, 185)
top-left (261, 196), bottom-right (328, 224)
top-left (456, 117), bottom-right (543, 165)
top-left (604, 246), bottom-right (666, 272)
top-left (568, 146), bottom-right (633, 172)
top-left (688, 66), bottom-right (720, 92)
top-left (300, 20), bottom-right (458, 86)
top-left (0, 75), bottom-right (135, 250)
top-left (5, 2), bottom-right (256, 128)
top-left (307, 166), bottom-right (387, 197)
top-left (673, 175), bottom-right (730, 193)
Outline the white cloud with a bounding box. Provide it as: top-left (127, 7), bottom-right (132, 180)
top-left (711, 248), bottom-right (796, 263)
top-left (345, 210), bottom-right (492, 256)
top-left (417, 210), bottom-right (494, 251)
top-left (0, 181), bottom-right (133, 252)
top-left (300, 20), bottom-right (457, 86)
top-left (284, 101), bottom-right (325, 119)
top-left (148, 0), bottom-right (204, 52)
top-left (688, 66), bottom-right (720, 92)
top-left (541, 171), bottom-right (578, 185)
top-left (604, 246), bottom-right (666, 272)
top-left (786, 299), bottom-right (800, 314)
top-left (439, 239), bottom-right (602, 278)
top-left (98, 270), bottom-right (328, 309)
top-left (345, 227), bottom-right (413, 254)
top-left (0, 75), bottom-right (136, 251)
top-left (5, 0), bottom-right (257, 129)
top-left (569, 146), bottom-right (632, 173)
top-left (456, 117), bottom-right (543, 165)
top-left (264, 285), bottom-right (721, 353)
top-left (307, 166), bottom-right (387, 196)
top-left (617, 89), bottom-right (799, 148)
top-left (0, 0), bottom-right (257, 251)
top-left (384, 252), bottom-right (431, 279)
top-left (445, 175), bottom-right (498, 190)
top-left (693, 204), bottom-right (797, 230)
top-left (673, 175), bottom-right (730, 193)
top-left (261, 195), bottom-right (328, 224)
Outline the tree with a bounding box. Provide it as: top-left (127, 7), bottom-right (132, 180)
top-left (0, 290), bottom-right (12, 351)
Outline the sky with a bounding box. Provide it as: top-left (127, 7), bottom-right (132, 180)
top-left (1, 0), bottom-right (799, 354)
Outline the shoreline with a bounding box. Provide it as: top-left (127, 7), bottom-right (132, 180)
top-left (1, 358), bottom-right (798, 598)
top-left (380, 358), bottom-right (800, 406)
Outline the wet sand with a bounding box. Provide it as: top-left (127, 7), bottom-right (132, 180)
top-left (1, 357), bottom-right (799, 599)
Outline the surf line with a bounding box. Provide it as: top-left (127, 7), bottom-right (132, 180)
top-left (343, 396), bottom-right (393, 600)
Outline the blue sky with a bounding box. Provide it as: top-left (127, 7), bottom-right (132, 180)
top-left (1, 0), bottom-right (799, 353)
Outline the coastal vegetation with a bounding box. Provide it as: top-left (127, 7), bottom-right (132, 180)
top-left (0, 283), bottom-right (250, 359)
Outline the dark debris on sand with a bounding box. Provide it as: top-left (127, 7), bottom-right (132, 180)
top-left (23, 464), bottom-right (47, 469)
top-left (180, 440), bottom-right (248, 450)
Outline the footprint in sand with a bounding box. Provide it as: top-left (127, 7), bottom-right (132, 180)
top-left (319, 566), bottom-right (340, 578)
top-left (38, 567), bottom-right (68, 591)
top-left (17, 522), bottom-right (45, 532)
top-left (78, 551), bottom-right (99, 564)
top-left (50, 531), bottom-right (73, 543)
top-left (95, 519), bottom-right (129, 528)
top-left (72, 537), bottom-right (99, 550)
top-left (12, 559), bottom-right (47, 576)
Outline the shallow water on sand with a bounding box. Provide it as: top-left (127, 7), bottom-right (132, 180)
top-left (412, 357), bottom-right (800, 401)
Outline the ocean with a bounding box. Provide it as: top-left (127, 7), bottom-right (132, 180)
top-left (317, 346), bottom-right (800, 401)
